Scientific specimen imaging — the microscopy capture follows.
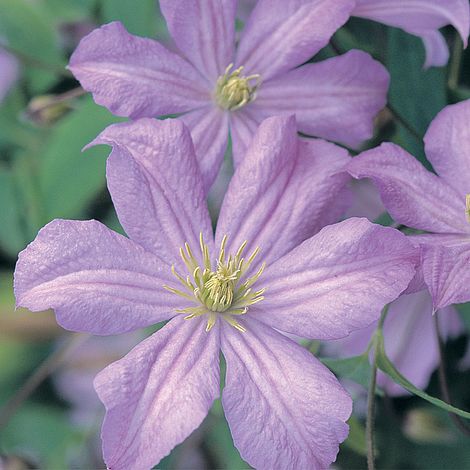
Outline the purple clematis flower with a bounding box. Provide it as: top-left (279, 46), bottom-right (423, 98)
top-left (14, 115), bottom-right (417, 469)
top-left (353, 0), bottom-right (470, 68)
top-left (0, 47), bottom-right (19, 103)
top-left (68, 0), bottom-right (389, 191)
top-left (329, 290), bottom-right (464, 397)
top-left (348, 99), bottom-right (470, 311)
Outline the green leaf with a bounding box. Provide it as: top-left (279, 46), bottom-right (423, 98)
top-left (321, 353), bottom-right (372, 389)
top-left (101, 0), bottom-right (159, 37)
top-left (386, 29), bottom-right (447, 166)
top-left (375, 330), bottom-right (470, 419)
top-left (42, 0), bottom-right (96, 23)
top-left (0, 0), bottom-right (64, 91)
top-left (0, 168), bottom-right (28, 256)
top-left (38, 96), bottom-right (123, 219)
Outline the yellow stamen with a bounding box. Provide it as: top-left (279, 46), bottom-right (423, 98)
top-left (165, 234), bottom-right (265, 333)
top-left (215, 64), bottom-right (261, 111)
top-left (466, 194), bottom-right (470, 223)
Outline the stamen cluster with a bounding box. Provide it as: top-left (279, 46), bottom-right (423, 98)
top-left (164, 234), bottom-right (265, 332)
top-left (215, 64), bottom-right (261, 111)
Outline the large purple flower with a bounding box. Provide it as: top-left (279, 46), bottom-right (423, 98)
top-left (353, 0), bottom-right (470, 68)
top-left (15, 116), bottom-right (417, 469)
top-left (68, 0), bottom-right (389, 190)
top-left (348, 99), bottom-right (470, 311)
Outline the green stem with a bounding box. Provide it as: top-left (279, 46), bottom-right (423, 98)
top-left (433, 313), bottom-right (470, 437)
top-left (366, 305), bottom-right (389, 470)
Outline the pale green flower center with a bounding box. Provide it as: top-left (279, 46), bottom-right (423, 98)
top-left (164, 234), bottom-right (265, 332)
top-left (215, 64), bottom-right (261, 111)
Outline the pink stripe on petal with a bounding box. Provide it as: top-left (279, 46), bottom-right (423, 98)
top-left (14, 219), bottom-right (179, 335)
top-left (254, 50), bottom-right (389, 147)
top-left (256, 218), bottom-right (418, 340)
top-left (68, 22), bottom-right (210, 118)
top-left (159, 0), bottom-right (236, 81)
top-left (237, 0), bottom-right (355, 80)
top-left (88, 119), bottom-right (214, 264)
top-left (221, 318), bottom-right (351, 469)
top-left (217, 115), bottom-right (351, 271)
top-left (95, 316), bottom-right (220, 470)
top-left (179, 106), bottom-right (229, 192)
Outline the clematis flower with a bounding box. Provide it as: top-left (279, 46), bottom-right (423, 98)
top-left (348, 99), bottom-right (470, 311)
top-left (353, 0), bottom-right (470, 68)
top-left (14, 116), bottom-right (417, 469)
top-left (329, 290), bottom-right (464, 397)
top-left (0, 47), bottom-right (19, 103)
top-left (68, 0), bottom-right (389, 190)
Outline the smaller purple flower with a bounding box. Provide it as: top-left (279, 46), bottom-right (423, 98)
top-left (330, 290), bottom-right (464, 397)
top-left (353, 0), bottom-right (470, 68)
top-left (14, 116), bottom-right (417, 469)
top-left (348, 99), bottom-right (470, 311)
top-left (0, 47), bottom-right (19, 103)
top-left (68, 0), bottom-right (389, 190)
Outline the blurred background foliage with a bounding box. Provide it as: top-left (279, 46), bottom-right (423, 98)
top-left (0, 1), bottom-right (469, 469)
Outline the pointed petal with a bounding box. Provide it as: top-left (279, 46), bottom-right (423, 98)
top-left (421, 31), bottom-right (449, 68)
top-left (68, 22), bottom-right (210, 118)
top-left (412, 234), bottom-right (470, 309)
top-left (253, 50), bottom-right (389, 147)
top-left (179, 106), bottom-right (229, 191)
top-left (14, 219), bottom-right (179, 335)
top-left (159, 0), bottom-right (236, 81)
top-left (424, 100), bottom-right (470, 198)
top-left (347, 143), bottom-right (468, 234)
top-left (236, 0), bottom-right (355, 80)
top-left (221, 318), bottom-right (351, 469)
top-left (255, 218), bottom-right (418, 340)
top-left (353, 0), bottom-right (470, 48)
top-left (95, 316), bottom-right (220, 470)
top-left (88, 118), bottom-right (214, 264)
top-left (216, 115), bottom-right (351, 270)
top-left (229, 106), bottom-right (264, 167)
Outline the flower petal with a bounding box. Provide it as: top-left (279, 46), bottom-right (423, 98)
top-left (216, 115), bottom-right (351, 270)
top-left (14, 219), bottom-right (179, 335)
top-left (88, 118), bottom-right (214, 264)
top-left (255, 218), bottom-right (418, 340)
top-left (0, 47), bottom-right (19, 103)
top-left (353, 0), bottom-right (470, 48)
top-left (424, 100), bottom-right (470, 198)
top-left (421, 30), bottom-right (450, 68)
top-left (412, 234), bottom-right (470, 309)
top-left (347, 143), bottom-right (468, 234)
top-left (236, 0), bottom-right (355, 80)
top-left (159, 0), bottom-right (236, 81)
top-left (329, 290), bottom-right (463, 396)
top-left (253, 50), bottom-right (389, 147)
top-left (179, 106), bottom-right (229, 191)
top-left (221, 318), bottom-right (351, 469)
top-left (68, 22), bottom-right (210, 118)
top-left (95, 316), bottom-right (220, 470)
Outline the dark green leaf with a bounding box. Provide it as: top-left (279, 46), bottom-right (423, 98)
top-left (321, 353), bottom-right (372, 389)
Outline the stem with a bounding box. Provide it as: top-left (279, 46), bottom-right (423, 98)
top-left (448, 32), bottom-right (463, 91)
top-left (0, 333), bottom-right (89, 430)
top-left (433, 313), bottom-right (470, 436)
top-left (2, 44), bottom-right (71, 78)
top-left (366, 305), bottom-right (389, 470)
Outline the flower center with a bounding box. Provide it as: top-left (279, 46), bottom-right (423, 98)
top-left (164, 234), bottom-right (265, 332)
top-left (215, 64), bottom-right (261, 111)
